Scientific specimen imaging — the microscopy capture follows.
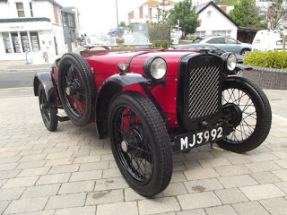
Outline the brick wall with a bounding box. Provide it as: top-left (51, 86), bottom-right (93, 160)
top-left (243, 66), bottom-right (287, 90)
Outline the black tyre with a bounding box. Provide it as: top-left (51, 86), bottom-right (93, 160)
top-left (58, 53), bottom-right (96, 126)
top-left (108, 91), bottom-right (173, 197)
top-left (217, 77), bottom-right (272, 153)
top-left (38, 84), bottom-right (58, 131)
top-left (240, 48), bottom-right (250, 56)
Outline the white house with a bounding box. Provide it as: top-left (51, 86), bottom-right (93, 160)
top-left (128, 0), bottom-right (176, 24)
top-left (0, 0), bottom-right (66, 62)
top-left (195, 1), bottom-right (239, 39)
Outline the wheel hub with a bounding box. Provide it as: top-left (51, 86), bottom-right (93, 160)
top-left (222, 103), bottom-right (242, 127)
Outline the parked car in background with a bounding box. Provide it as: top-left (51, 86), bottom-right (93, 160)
top-left (252, 30), bottom-right (287, 51)
top-left (170, 43), bottom-right (244, 63)
top-left (193, 35), bottom-right (252, 55)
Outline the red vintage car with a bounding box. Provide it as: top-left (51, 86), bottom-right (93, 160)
top-left (33, 47), bottom-right (272, 197)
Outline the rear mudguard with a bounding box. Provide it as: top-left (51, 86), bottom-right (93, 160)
top-left (33, 71), bottom-right (57, 106)
top-left (95, 73), bottom-right (153, 139)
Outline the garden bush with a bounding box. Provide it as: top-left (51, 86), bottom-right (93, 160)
top-left (152, 40), bottom-right (173, 49)
top-left (243, 50), bottom-right (287, 69)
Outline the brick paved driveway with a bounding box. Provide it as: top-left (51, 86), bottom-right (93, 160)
top-left (0, 89), bottom-right (286, 215)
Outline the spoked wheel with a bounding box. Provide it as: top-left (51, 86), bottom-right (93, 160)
top-left (38, 84), bottom-right (58, 131)
top-left (217, 77), bottom-right (272, 153)
top-left (58, 53), bottom-right (95, 126)
top-left (109, 91), bottom-right (172, 197)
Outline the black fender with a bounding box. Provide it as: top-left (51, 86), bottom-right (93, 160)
top-left (95, 73), bottom-right (151, 139)
top-left (33, 71), bottom-right (57, 106)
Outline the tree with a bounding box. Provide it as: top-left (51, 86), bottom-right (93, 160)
top-left (156, 0), bottom-right (170, 26)
top-left (267, 0), bottom-right (287, 30)
top-left (169, 0), bottom-right (200, 38)
top-left (228, 0), bottom-right (267, 29)
top-left (118, 21), bottom-right (127, 28)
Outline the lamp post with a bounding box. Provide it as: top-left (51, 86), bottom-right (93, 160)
top-left (115, 0), bottom-right (119, 27)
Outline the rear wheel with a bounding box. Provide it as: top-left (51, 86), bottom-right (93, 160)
top-left (58, 53), bottom-right (96, 126)
top-left (38, 84), bottom-right (58, 131)
top-left (217, 77), bottom-right (272, 153)
top-left (109, 91), bottom-right (172, 197)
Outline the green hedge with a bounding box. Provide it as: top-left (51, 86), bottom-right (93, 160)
top-left (243, 50), bottom-right (287, 69)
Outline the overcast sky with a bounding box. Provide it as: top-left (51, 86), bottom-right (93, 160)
top-left (57, 0), bottom-right (180, 35)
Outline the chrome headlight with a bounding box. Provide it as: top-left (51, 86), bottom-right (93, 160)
top-left (144, 57), bottom-right (167, 80)
top-left (226, 54), bottom-right (237, 71)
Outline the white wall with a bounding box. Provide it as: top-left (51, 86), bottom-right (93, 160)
top-left (197, 5), bottom-right (237, 39)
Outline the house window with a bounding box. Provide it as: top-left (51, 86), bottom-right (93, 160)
top-left (207, 11), bottom-right (212, 18)
top-left (30, 32), bottom-right (40, 52)
top-left (68, 14), bottom-right (75, 27)
top-left (11, 32), bottom-right (21, 53)
top-left (29, 2), bottom-right (33, 17)
top-left (16, 2), bottom-right (25, 17)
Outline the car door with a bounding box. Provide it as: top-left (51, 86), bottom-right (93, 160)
top-left (224, 37), bottom-right (240, 53)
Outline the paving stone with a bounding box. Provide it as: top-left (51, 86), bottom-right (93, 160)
top-left (45, 193), bottom-right (86, 210)
top-left (0, 202), bottom-right (10, 215)
top-left (240, 184), bottom-right (286, 200)
top-left (102, 168), bottom-right (121, 178)
top-left (54, 206), bottom-right (96, 215)
top-left (15, 210), bottom-right (55, 215)
top-left (275, 181), bottom-right (287, 193)
top-left (79, 161), bottom-right (109, 171)
top-left (246, 161), bottom-right (282, 173)
top-left (275, 159), bottom-right (287, 168)
top-left (100, 153), bottom-right (114, 161)
top-left (183, 168), bottom-right (219, 181)
top-left (260, 197), bottom-right (287, 215)
top-left (4, 197), bottom-right (48, 214)
top-left (170, 171), bottom-right (187, 183)
top-left (225, 154), bottom-right (252, 165)
top-left (250, 172), bottom-right (282, 184)
top-left (94, 177), bottom-right (129, 191)
top-left (69, 170), bottom-right (102, 182)
top-left (0, 162), bottom-right (18, 171)
top-left (205, 205), bottom-right (238, 215)
top-left (172, 161), bottom-right (186, 171)
top-left (86, 189), bottom-right (123, 205)
top-left (176, 209), bottom-right (206, 215)
top-left (184, 178), bottom-right (223, 193)
top-left (17, 161), bottom-right (46, 169)
top-left (97, 202), bottom-right (138, 215)
top-left (45, 158), bottom-right (73, 166)
top-left (59, 181), bottom-right (94, 194)
top-left (46, 152), bottom-right (73, 160)
top-left (184, 151), bottom-right (214, 161)
top-left (73, 156), bottom-right (101, 164)
top-left (233, 201), bottom-right (270, 215)
top-left (272, 169), bottom-right (287, 180)
top-left (22, 184), bottom-right (60, 198)
top-left (198, 157), bottom-right (231, 168)
top-left (215, 165), bottom-right (251, 176)
top-left (48, 164), bottom-right (79, 174)
top-left (138, 197), bottom-right (180, 214)
top-left (2, 176), bottom-right (38, 189)
top-left (218, 175), bottom-right (258, 188)
top-left (0, 187), bottom-right (25, 201)
top-left (19, 154), bottom-right (47, 162)
top-left (124, 188), bottom-right (146, 201)
top-left (215, 188), bottom-right (248, 204)
top-left (163, 182), bottom-right (188, 196)
top-left (247, 152), bottom-right (278, 162)
top-left (178, 192), bottom-right (221, 210)
top-left (36, 173), bottom-right (70, 185)
top-left (18, 167), bottom-right (50, 177)
top-left (0, 169), bottom-right (20, 179)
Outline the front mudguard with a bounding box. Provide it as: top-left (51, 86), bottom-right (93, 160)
top-left (33, 71), bottom-right (57, 107)
top-left (95, 73), bottom-right (152, 139)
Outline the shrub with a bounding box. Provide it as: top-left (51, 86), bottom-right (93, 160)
top-left (152, 40), bottom-right (173, 49)
top-left (243, 50), bottom-right (287, 69)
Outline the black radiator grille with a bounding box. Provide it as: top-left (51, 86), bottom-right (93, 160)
top-left (188, 66), bottom-right (220, 119)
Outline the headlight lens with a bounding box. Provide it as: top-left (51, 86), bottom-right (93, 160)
top-left (144, 57), bottom-right (167, 80)
top-left (227, 54), bottom-right (237, 71)
top-left (150, 58), bottom-right (167, 79)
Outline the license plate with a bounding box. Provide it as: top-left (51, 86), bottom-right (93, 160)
top-left (175, 125), bottom-right (224, 151)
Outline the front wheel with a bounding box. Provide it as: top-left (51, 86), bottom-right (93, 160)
top-left (240, 48), bottom-right (250, 56)
top-left (217, 77), bottom-right (272, 153)
top-left (108, 91), bottom-right (173, 197)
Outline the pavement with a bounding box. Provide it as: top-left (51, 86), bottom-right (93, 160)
top-left (0, 87), bottom-right (287, 215)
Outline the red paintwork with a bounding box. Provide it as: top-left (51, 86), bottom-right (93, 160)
top-left (53, 49), bottom-right (200, 130)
